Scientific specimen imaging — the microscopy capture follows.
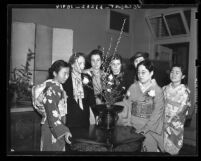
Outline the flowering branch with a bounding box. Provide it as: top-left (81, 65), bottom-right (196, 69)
top-left (110, 18), bottom-right (126, 62)
top-left (80, 19), bottom-right (127, 107)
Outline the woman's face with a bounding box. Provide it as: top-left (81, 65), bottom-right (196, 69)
top-left (91, 54), bottom-right (102, 70)
top-left (111, 59), bottom-right (121, 75)
top-left (138, 64), bottom-right (153, 84)
top-left (134, 57), bottom-right (144, 68)
top-left (72, 56), bottom-right (85, 73)
top-left (54, 67), bottom-right (70, 84)
top-left (170, 67), bottom-right (184, 84)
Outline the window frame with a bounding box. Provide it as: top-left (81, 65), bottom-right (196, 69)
top-left (146, 10), bottom-right (190, 40)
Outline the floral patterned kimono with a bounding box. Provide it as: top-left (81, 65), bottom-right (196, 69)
top-left (117, 79), bottom-right (165, 152)
top-left (32, 79), bottom-right (70, 151)
top-left (163, 83), bottom-right (191, 155)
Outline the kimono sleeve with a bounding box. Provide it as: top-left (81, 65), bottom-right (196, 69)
top-left (172, 88), bottom-right (191, 124)
top-left (43, 86), bottom-right (70, 140)
top-left (144, 87), bottom-right (165, 135)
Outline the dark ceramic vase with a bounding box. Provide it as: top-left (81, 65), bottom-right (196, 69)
top-left (95, 104), bottom-right (123, 130)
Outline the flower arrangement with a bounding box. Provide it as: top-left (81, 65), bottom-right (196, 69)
top-left (9, 49), bottom-right (35, 105)
top-left (83, 19), bottom-right (127, 107)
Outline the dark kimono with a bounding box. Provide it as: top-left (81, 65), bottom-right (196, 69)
top-left (41, 80), bottom-right (70, 151)
top-left (63, 73), bottom-right (96, 128)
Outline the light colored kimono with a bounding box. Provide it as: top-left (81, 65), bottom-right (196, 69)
top-left (117, 79), bottom-right (165, 152)
top-left (163, 83), bottom-right (191, 155)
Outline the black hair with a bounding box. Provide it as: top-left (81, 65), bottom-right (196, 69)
top-left (130, 52), bottom-right (149, 67)
top-left (88, 49), bottom-right (103, 61)
top-left (170, 63), bottom-right (185, 75)
top-left (137, 59), bottom-right (154, 72)
top-left (109, 54), bottom-right (123, 64)
top-left (170, 63), bottom-right (186, 84)
top-left (136, 60), bottom-right (154, 80)
top-left (48, 60), bottom-right (70, 79)
top-left (68, 52), bottom-right (86, 65)
top-left (109, 54), bottom-right (123, 74)
top-left (86, 49), bottom-right (103, 69)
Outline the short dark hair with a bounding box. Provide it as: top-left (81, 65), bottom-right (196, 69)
top-left (48, 60), bottom-right (70, 79)
top-left (137, 59), bottom-right (154, 73)
top-left (170, 63), bottom-right (186, 84)
top-left (88, 49), bottom-right (103, 61)
top-left (109, 54), bottom-right (122, 64)
top-left (68, 52), bottom-right (85, 65)
top-left (170, 63), bottom-right (185, 75)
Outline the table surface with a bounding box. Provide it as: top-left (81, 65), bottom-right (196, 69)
top-left (69, 125), bottom-right (145, 152)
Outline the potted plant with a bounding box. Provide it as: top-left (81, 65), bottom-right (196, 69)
top-left (9, 49), bottom-right (35, 107)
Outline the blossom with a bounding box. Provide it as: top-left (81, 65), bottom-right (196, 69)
top-left (54, 120), bottom-right (61, 126)
top-left (46, 89), bottom-right (52, 96)
top-left (107, 88), bottom-right (112, 92)
top-left (126, 90), bottom-right (131, 97)
top-left (108, 74), bottom-right (113, 80)
top-left (48, 99), bottom-right (52, 103)
top-left (52, 110), bottom-right (59, 118)
top-left (43, 97), bottom-right (47, 104)
top-left (83, 77), bottom-right (89, 84)
top-left (107, 81), bottom-right (113, 85)
top-left (148, 90), bottom-right (155, 97)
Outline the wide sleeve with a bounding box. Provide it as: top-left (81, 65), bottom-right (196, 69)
top-left (144, 87), bottom-right (165, 135)
top-left (43, 86), bottom-right (70, 140)
top-left (171, 88), bottom-right (191, 124)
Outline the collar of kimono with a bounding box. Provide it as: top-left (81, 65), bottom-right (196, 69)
top-left (170, 82), bottom-right (183, 89)
top-left (51, 79), bottom-right (63, 89)
top-left (138, 79), bottom-right (156, 93)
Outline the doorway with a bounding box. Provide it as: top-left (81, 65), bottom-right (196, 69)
top-left (154, 42), bottom-right (189, 87)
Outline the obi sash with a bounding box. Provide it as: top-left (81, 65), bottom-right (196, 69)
top-left (131, 99), bottom-right (154, 119)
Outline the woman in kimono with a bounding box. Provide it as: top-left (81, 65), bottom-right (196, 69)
top-left (163, 64), bottom-right (191, 155)
top-left (32, 60), bottom-right (72, 151)
top-left (118, 60), bottom-right (165, 152)
top-left (62, 52), bottom-right (96, 128)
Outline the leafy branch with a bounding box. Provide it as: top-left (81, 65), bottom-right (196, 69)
top-left (9, 49), bottom-right (35, 101)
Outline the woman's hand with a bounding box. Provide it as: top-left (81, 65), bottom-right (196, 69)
top-left (65, 132), bottom-right (72, 144)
